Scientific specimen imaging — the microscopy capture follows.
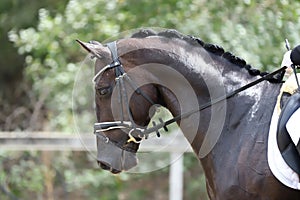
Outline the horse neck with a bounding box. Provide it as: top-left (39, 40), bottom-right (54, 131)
top-left (167, 55), bottom-right (282, 157)
top-left (161, 50), bottom-right (280, 154)
top-left (119, 37), bottom-right (281, 152)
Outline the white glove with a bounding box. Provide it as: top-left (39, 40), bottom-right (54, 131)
top-left (281, 50), bottom-right (293, 77)
top-left (281, 50), bottom-right (292, 67)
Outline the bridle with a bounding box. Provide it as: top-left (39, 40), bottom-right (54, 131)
top-left (92, 40), bottom-right (287, 146)
top-left (93, 41), bottom-right (159, 144)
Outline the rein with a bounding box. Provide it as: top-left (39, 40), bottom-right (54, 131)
top-left (93, 41), bottom-right (287, 145)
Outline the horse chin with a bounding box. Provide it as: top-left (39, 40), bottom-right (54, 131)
top-left (96, 138), bottom-right (138, 173)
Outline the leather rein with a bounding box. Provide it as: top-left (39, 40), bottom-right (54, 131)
top-left (93, 41), bottom-right (287, 145)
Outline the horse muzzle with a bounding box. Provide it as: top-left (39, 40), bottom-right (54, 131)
top-left (96, 131), bottom-right (138, 173)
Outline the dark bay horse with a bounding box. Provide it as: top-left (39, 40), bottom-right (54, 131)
top-left (77, 29), bottom-right (300, 200)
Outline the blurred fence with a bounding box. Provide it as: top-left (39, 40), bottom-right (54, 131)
top-left (0, 131), bottom-right (192, 152)
top-left (0, 131), bottom-right (193, 200)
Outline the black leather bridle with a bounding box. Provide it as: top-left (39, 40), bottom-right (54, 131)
top-left (93, 41), bottom-right (287, 145)
top-left (93, 41), bottom-right (159, 144)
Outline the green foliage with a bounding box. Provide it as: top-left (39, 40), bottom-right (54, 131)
top-left (184, 154), bottom-right (209, 200)
top-left (176, 0), bottom-right (300, 70)
top-left (0, 0), bottom-right (68, 78)
top-left (9, 160), bottom-right (45, 193)
top-left (0, 151), bottom-right (127, 200)
top-left (0, 0), bottom-right (70, 131)
top-left (0, 152), bottom-right (45, 198)
top-left (64, 168), bottom-right (128, 199)
top-left (8, 0), bottom-right (300, 131)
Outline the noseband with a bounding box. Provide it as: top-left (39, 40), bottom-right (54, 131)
top-left (93, 40), bottom-right (287, 146)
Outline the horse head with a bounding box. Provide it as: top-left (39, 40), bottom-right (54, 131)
top-left (77, 39), bottom-right (163, 173)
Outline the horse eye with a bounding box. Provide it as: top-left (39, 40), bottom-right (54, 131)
top-left (98, 87), bottom-right (111, 96)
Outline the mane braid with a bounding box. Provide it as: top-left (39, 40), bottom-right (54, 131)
top-left (131, 29), bottom-right (284, 83)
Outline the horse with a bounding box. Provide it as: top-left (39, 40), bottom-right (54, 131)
top-left (77, 29), bottom-right (300, 200)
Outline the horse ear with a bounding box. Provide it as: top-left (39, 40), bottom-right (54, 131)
top-left (76, 39), bottom-right (109, 58)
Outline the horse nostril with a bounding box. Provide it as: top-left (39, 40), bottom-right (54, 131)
top-left (98, 161), bottom-right (111, 171)
top-left (97, 161), bottom-right (121, 174)
top-left (111, 168), bottom-right (121, 174)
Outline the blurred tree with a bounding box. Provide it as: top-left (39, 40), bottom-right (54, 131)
top-left (6, 0), bottom-right (300, 131)
top-left (0, 0), bottom-right (68, 80)
top-left (0, 0), bottom-right (69, 131)
top-left (177, 0), bottom-right (300, 70)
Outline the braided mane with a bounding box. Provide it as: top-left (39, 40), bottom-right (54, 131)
top-left (131, 29), bottom-right (282, 82)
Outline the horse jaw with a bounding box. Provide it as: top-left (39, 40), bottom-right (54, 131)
top-left (96, 137), bottom-right (138, 174)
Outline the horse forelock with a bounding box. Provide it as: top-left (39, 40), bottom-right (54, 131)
top-left (130, 29), bottom-right (278, 82)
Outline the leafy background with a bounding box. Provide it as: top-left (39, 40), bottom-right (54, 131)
top-left (1, 0), bottom-right (300, 199)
